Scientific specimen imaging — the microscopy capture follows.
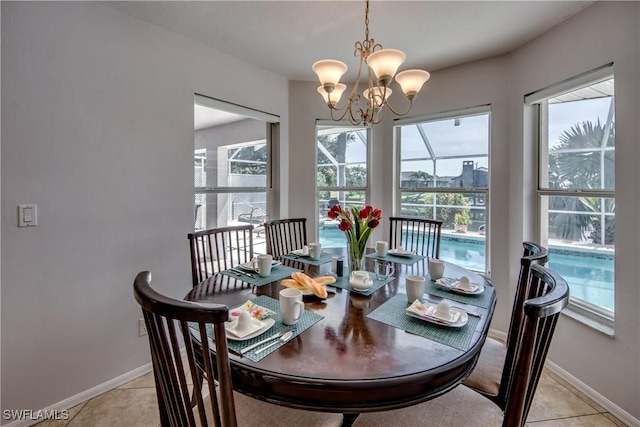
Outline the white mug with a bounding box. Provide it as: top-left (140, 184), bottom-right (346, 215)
top-left (375, 241), bottom-right (388, 257)
top-left (406, 275), bottom-right (426, 303)
top-left (279, 288), bottom-right (305, 325)
top-left (257, 254), bottom-right (273, 277)
top-left (308, 242), bottom-right (322, 260)
top-left (428, 258), bottom-right (445, 280)
top-left (374, 260), bottom-right (395, 280)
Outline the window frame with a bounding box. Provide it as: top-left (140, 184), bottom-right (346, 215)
top-left (393, 105), bottom-right (492, 274)
top-left (526, 64), bottom-right (616, 333)
top-left (315, 120), bottom-right (371, 246)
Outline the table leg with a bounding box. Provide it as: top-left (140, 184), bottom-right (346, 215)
top-left (341, 413), bottom-right (360, 427)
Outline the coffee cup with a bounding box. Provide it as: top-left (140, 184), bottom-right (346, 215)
top-left (308, 242), bottom-right (322, 260)
top-left (349, 270), bottom-right (373, 290)
top-left (435, 300), bottom-right (451, 318)
top-left (257, 254), bottom-right (273, 277)
top-left (235, 310), bottom-right (253, 334)
top-left (458, 276), bottom-right (471, 290)
top-left (406, 275), bottom-right (426, 302)
top-left (279, 288), bottom-right (305, 325)
top-left (374, 260), bottom-right (395, 280)
top-left (428, 258), bottom-right (445, 280)
top-left (375, 241), bottom-right (388, 257)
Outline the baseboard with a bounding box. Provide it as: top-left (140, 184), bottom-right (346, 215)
top-left (545, 361), bottom-right (640, 427)
top-left (2, 363), bottom-right (153, 427)
top-left (487, 328), bottom-right (639, 426)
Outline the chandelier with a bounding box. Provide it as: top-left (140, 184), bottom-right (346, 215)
top-left (312, 0), bottom-right (430, 126)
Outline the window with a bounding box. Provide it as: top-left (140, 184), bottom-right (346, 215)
top-left (526, 64), bottom-right (615, 328)
top-left (194, 95), bottom-right (279, 254)
top-left (395, 106), bottom-right (490, 273)
top-left (316, 123), bottom-right (370, 248)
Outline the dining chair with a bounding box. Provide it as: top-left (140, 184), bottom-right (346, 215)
top-left (353, 263), bottom-right (569, 427)
top-left (264, 218), bottom-right (308, 259)
top-left (463, 241), bottom-right (549, 399)
top-left (188, 225), bottom-right (254, 288)
top-left (134, 271), bottom-right (343, 427)
top-left (388, 217), bottom-right (442, 258)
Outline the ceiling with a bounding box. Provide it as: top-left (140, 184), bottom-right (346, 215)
top-left (103, 1), bottom-right (594, 128)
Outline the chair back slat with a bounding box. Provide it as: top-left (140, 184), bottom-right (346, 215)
top-left (188, 225), bottom-right (254, 287)
top-left (264, 218), bottom-right (308, 258)
top-left (388, 217), bottom-right (442, 258)
top-left (134, 272), bottom-right (237, 427)
top-left (501, 264), bottom-right (569, 427)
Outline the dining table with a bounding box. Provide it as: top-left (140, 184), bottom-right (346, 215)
top-left (185, 248), bottom-right (496, 425)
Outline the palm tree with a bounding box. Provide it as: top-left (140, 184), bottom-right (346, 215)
top-left (549, 119), bottom-right (615, 243)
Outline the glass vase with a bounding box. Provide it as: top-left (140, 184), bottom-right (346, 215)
top-left (347, 237), bottom-right (365, 272)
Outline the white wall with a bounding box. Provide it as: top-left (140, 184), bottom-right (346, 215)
top-left (1, 1), bottom-right (288, 416)
top-left (290, 1), bottom-right (639, 421)
top-left (509, 1), bottom-right (640, 419)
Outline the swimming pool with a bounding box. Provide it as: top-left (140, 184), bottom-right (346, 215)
top-left (319, 228), bottom-right (614, 310)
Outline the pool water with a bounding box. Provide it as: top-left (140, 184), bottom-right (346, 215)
top-left (319, 228), bottom-right (614, 310)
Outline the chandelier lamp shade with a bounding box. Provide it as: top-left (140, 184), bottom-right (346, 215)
top-left (312, 0), bottom-right (430, 126)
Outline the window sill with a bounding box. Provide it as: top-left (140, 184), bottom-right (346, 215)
top-left (564, 300), bottom-right (614, 338)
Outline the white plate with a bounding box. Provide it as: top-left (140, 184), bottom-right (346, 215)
top-left (349, 278), bottom-right (373, 291)
top-left (436, 278), bottom-right (484, 295)
top-left (406, 301), bottom-right (468, 328)
top-left (225, 318), bottom-right (276, 341)
top-left (387, 249), bottom-right (416, 258)
top-left (237, 260), bottom-right (281, 272)
top-left (291, 249), bottom-right (311, 257)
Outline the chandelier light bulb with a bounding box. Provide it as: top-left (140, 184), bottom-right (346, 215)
top-left (366, 49), bottom-right (406, 86)
top-left (312, 60), bottom-right (348, 90)
top-left (395, 69), bottom-right (431, 99)
top-left (363, 86), bottom-right (392, 108)
top-left (318, 83), bottom-right (347, 107)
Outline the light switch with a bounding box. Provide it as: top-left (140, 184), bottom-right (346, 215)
top-left (18, 204), bottom-right (37, 227)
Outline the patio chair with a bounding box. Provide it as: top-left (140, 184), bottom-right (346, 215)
top-left (264, 218), bottom-right (308, 259)
top-left (463, 241), bottom-right (549, 399)
top-left (188, 225), bottom-right (254, 288)
top-left (353, 263), bottom-right (569, 427)
top-left (133, 271), bottom-right (343, 427)
top-left (388, 217), bottom-right (443, 258)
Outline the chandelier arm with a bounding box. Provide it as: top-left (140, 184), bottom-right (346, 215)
top-left (383, 98), bottom-right (414, 117)
top-left (329, 104), bottom-right (351, 122)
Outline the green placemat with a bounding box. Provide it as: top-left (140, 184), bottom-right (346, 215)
top-left (367, 294), bottom-right (480, 351)
top-left (220, 265), bottom-right (302, 287)
top-left (191, 296), bottom-right (324, 363)
top-left (329, 274), bottom-right (394, 296)
top-left (280, 251), bottom-right (334, 266)
top-left (427, 278), bottom-right (494, 309)
top-left (365, 252), bottom-right (426, 265)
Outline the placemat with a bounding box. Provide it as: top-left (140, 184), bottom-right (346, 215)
top-left (219, 265), bottom-right (302, 287)
top-left (280, 251), bottom-right (334, 266)
top-left (365, 252), bottom-right (426, 265)
top-left (190, 296), bottom-right (324, 363)
top-left (427, 278), bottom-right (494, 309)
top-left (329, 274), bottom-right (394, 296)
top-left (367, 294), bottom-right (480, 351)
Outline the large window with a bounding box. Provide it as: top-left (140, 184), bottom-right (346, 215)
top-left (194, 95), bottom-right (279, 254)
top-left (526, 65), bottom-right (615, 327)
top-left (395, 107), bottom-right (490, 273)
top-left (316, 123), bottom-right (370, 248)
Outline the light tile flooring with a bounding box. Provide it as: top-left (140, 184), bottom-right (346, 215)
top-left (35, 369), bottom-right (627, 427)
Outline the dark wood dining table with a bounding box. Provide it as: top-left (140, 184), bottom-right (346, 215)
top-left (185, 249), bottom-right (496, 424)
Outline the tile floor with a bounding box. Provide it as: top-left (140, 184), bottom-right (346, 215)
top-left (35, 369), bottom-right (627, 427)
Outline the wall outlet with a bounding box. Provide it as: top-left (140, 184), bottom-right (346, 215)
top-left (138, 318), bottom-right (148, 337)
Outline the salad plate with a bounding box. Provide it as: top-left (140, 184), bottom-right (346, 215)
top-left (406, 300), bottom-right (468, 328)
top-left (436, 278), bottom-right (484, 295)
top-left (387, 248), bottom-right (416, 258)
top-left (225, 318), bottom-right (276, 341)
